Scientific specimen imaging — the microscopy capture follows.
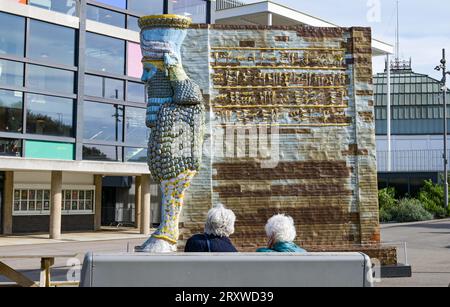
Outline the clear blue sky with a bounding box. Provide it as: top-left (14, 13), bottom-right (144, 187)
top-left (243, 0), bottom-right (450, 77)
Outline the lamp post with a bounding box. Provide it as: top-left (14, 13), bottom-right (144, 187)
top-left (435, 49), bottom-right (450, 209)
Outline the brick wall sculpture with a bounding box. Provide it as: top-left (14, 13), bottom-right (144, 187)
top-left (159, 24), bottom-right (387, 261)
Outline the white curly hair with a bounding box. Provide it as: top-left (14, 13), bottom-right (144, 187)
top-left (265, 214), bottom-right (297, 243)
top-left (204, 204), bottom-right (236, 237)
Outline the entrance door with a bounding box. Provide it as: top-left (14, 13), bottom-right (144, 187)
top-left (0, 172), bottom-right (4, 234)
top-left (102, 187), bottom-right (117, 226)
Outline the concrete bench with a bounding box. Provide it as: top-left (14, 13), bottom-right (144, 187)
top-left (79, 252), bottom-right (374, 287)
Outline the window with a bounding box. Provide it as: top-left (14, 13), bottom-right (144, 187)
top-left (128, 0), bottom-right (164, 14)
top-left (0, 59), bottom-right (24, 87)
top-left (28, 19), bottom-right (76, 66)
top-left (0, 138), bottom-right (22, 157)
top-left (125, 147), bottom-right (147, 163)
top-left (85, 75), bottom-right (124, 100)
top-left (0, 89), bottom-right (23, 133)
top-left (13, 188), bottom-right (95, 215)
top-left (83, 145), bottom-right (122, 161)
top-left (63, 189), bottom-right (95, 213)
top-left (127, 42), bottom-right (143, 78)
top-left (127, 81), bottom-right (145, 103)
top-left (28, 0), bottom-right (78, 16)
top-left (27, 64), bottom-right (75, 94)
top-left (170, 0), bottom-right (207, 23)
top-left (127, 16), bottom-right (140, 32)
top-left (83, 101), bottom-right (124, 142)
top-left (13, 188), bottom-right (50, 215)
top-left (0, 12), bottom-right (25, 57)
top-left (86, 32), bottom-right (125, 75)
top-left (95, 0), bottom-right (126, 9)
top-left (87, 5), bottom-right (126, 28)
top-left (125, 107), bottom-right (148, 145)
top-left (26, 94), bottom-right (74, 137)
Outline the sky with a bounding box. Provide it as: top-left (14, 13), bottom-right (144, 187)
top-left (240, 0), bottom-right (450, 78)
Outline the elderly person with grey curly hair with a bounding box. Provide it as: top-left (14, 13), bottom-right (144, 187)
top-left (185, 204), bottom-right (238, 252)
top-left (257, 214), bottom-right (306, 253)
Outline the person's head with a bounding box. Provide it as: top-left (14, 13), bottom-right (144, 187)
top-left (265, 214), bottom-right (297, 246)
top-left (204, 204), bottom-right (236, 237)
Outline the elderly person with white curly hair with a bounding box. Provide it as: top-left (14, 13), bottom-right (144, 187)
top-left (257, 214), bottom-right (306, 253)
top-left (185, 204), bottom-right (238, 252)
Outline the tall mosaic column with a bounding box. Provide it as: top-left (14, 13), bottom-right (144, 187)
top-left (135, 15), bottom-right (205, 253)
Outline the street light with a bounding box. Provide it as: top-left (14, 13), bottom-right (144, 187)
top-left (435, 49), bottom-right (450, 209)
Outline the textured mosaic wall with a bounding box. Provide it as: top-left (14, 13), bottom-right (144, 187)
top-left (178, 25), bottom-right (380, 252)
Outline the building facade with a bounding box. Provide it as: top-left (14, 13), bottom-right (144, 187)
top-left (374, 60), bottom-right (450, 195)
top-left (0, 0), bottom-right (214, 235)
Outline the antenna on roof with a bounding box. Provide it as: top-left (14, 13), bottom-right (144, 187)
top-left (395, 0), bottom-right (400, 61)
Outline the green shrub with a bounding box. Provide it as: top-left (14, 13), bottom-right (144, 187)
top-left (387, 198), bottom-right (433, 223)
top-left (379, 206), bottom-right (393, 223)
top-left (378, 187), bottom-right (397, 210)
top-left (418, 180), bottom-right (449, 218)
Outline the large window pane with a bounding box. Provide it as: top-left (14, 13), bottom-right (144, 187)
top-left (84, 75), bottom-right (124, 100)
top-left (27, 64), bottom-right (74, 94)
top-left (26, 94), bottom-right (74, 137)
top-left (28, 20), bottom-right (76, 66)
top-left (170, 0), bottom-right (207, 23)
top-left (83, 145), bottom-right (122, 161)
top-left (125, 107), bottom-right (148, 145)
top-left (127, 16), bottom-right (140, 32)
top-left (127, 81), bottom-right (145, 103)
top-left (95, 0), bottom-right (126, 9)
top-left (28, 0), bottom-right (78, 16)
top-left (0, 12), bottom-right (25, 56)
top-left (0, 89), bottom-right (23, 133)
top-left (86, 32), bottom-right (125, 75)
top-left (125, 147), bottom-right (147, 163)
top-left (128, 0), bottom-right (164, 14)
top-left (87, 5), bottom-right (125, 28)
top-left (0, 138), bottom-right (22, 157)
top-left (127, 42), bottom-right (143, 78)
top-left (84, 101), bottom-right (124, 142)
top-left (0, 59), bottom-right (24, 87)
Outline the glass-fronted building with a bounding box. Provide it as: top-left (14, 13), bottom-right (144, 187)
top-left (0, 0), bottom-right (213, 235)
top-left (374, 60), bottom-right (450, 195)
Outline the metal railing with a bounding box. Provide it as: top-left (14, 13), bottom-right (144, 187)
top-left (377, 149), bottom-right (449, 172)
top-left (216, 0), bottom-right (246, 11)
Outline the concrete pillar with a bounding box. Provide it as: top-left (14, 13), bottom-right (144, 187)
top-left (2, 172), bottom-right (14, 235)
top-left (267, 12), bottom-right (273, 26)
top-left (49, 171), bottom-right (62, 240)
top-left (135, 176), bottom-right (142, 230)
top-left (140, 174), bottom-right (151, 235)
top-left (94, 175), bottom-right (103, 231)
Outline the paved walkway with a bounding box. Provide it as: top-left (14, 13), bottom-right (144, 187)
top-left (379, 218), bottom-right (450, 287)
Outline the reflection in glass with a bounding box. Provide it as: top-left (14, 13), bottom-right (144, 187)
top-left (0, 89), bottom-right (23, 133)
top-left (0, 59), bottom-right (24, 87)
top-left (0, 138), bottom-right (22, 157)
top-left (29, 0), bottom-right (78, 16)
top-left (84, 101), bottom-right (124, 142)
top-left (95, 0), bottom-right (126, 9)
top-left (127, 16), bottom-right (140, 32)
top-left (83, 145), bottom-right (122, 162)
top-left (0, 12), bottom-right (25, 56)
top-left (26, 94), bottom-right (74, 137)
top-left (87, 5), bottom-right (125, 28)
top-left (127, 81), bottom-right (145, 103)
top-left (125, 107), bottom-right (148, 145)
top-left (128, 0), bottom-right (164, 14)
top-left (86, 32), bottom-right (125, 75)
top-left (170, 0), bottom-right (207, 23)
top-left (27, 64), bottom-right (74, 94)
top-left (85, 75), bottom-right (124, 100)
top-left (28, 19), bottom-right (76, 66)
top-left (125, 147), bottom-right (147, 163)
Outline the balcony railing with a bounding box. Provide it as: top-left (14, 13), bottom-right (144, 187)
top-left (377, 149), bottom-right (449, 172)
top-left (216, 0), bottom-right (246, 11)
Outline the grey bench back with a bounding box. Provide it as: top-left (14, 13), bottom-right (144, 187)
top-left (79, 252), bottom-right (374, 287)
